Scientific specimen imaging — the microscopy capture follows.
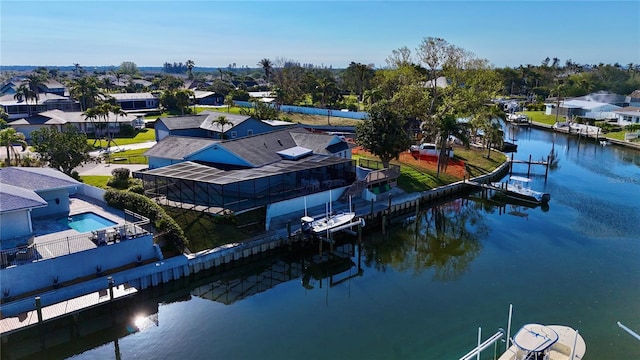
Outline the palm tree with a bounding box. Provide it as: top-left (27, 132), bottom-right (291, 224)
top-left (422, 114), bottom-right (470, 177)
top-left (483, 120), bottom-right (504, 159)
top-left (14, 84), bottom-right (36, 116)
top-left (212, 115), bottom-right (233, 139)
top-left (224, 95), bottom-right (235, 113)
top-left (258, 58), bottom-right (273, 82)
top-left (0, 127), bottom-right (28, 166)
top-left (24, 73), bottom-right (46, 111)
top-left (69, 76), bottom-right (103, 111)
top-left (186, 59), bottom-right (195, 80)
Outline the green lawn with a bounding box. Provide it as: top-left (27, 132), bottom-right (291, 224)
top-left (105, 148), bottom-right (148, 164)
top-left (88, 129), bottom-right (156, 148)
top-left (163, 207), bottom-right (250, 252)
top-left (80, 175), bottom-right (110, 189)
top-left (522, 111), bottom-right (559, 125)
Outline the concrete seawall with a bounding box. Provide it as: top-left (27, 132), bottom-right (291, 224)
top-left (1, 160), bottom-right (511, 320)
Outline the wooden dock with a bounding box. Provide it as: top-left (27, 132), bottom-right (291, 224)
top-left (0, 283), bottom-right (137, 336)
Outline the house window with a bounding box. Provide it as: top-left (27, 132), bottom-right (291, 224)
top-left (247, 129), bottom-right (253, 136)
top-left (230, 131), bottom-right (237, 138)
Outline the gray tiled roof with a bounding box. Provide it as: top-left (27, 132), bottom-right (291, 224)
top-left (220, 127), bottom-right (303, 167)
top-left (37, 109), bottom-right (137, 123)
top-left (199, 113), bottom-right (252, 132)
top-left (156, 114), bottom-right (209, 130)
top-left (0, 183), bottom-right (48, 212)
top-left (144, 136), bottom-right (219, 160)
top-left (109, 92), bottom-right (157, 101)
top-left (0, 167), bottom-right (80, 191)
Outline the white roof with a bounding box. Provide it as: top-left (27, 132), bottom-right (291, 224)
top-left (109, 92), bottom-right (157, 101)
top-left (562, 99), bottom-right (620, 110)
top-left (248, 91), bottom-right (274, 98)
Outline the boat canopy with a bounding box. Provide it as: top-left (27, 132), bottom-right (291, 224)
top-left (512, 324), bottom-right (559, 352)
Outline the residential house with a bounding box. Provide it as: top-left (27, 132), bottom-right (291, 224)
top-left (612, 107), bottom-right (640, 126)
top-left (545, 99), bottom-right (621, 121)
top-left (193, 90), bottom-right (224, 106)
top-left (0, 93), bottom-right (80, 120)
top-left (0, 167), bottom-right (80, 247)
top-left (0, 79), bottom-right (67, 97)
top-left (153, 112), bottom-right (292, 142)
top-left (0, 167), bottom-right (157, 305)
top-left (137, 126), bottom-right (355, 213)
top-left (8, 109), bottom-right (143, 140)
top-left (626, 90), bottom-right (640, 107)
top-left (109, 92), bottom-right (160, 112)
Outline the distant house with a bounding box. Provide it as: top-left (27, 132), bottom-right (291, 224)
top-left (193, 90), bottom-right (224, 106)
top-left (0, 93), bottom-right (80, 120)
top-left (183, 79), bottom-right (211, 90)
top-left (109, 92), bottom-right (160, 112)
top-left (153, 112), bottom-right (292, 142)
top-left (572, 91), bottom-right (628, 107)
top-left (231, 80), bottom-right (258, 88)
top-left (0, 79), bottom-right (67, 97)
top-left (8, 109), bottom-right (143, 140)
top-left (137, 127), bottom-right (355, 213)
top-left (626, 90), bottom-right (640, 107)
top-left (0, 167), bottom-right (80, 247)
top-left (612, 107), bottom-right (640, 126)
top-left (545, 98), bottom-right (621, 121)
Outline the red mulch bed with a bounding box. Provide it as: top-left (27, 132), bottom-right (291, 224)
top-left (353, 147), bottom-right (467, 178)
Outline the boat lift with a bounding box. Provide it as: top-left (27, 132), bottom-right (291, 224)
top-left (459, 305), bottom-right (513, 360)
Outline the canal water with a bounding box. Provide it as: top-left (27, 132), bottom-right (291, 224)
top-left (12, 127), bottom-right (640, 359)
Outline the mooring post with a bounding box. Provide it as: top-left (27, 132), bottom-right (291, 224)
top-left (35, 296), bottom-right (43, 324)
top-left (370, 198), bottom-right (374, 215)
top-left (382, 214), bottom-right (387, 235)
top-left (357, 220), bottom-right (362, 245)
top-left (510, 153), bottom-right (514, 174)
top-left (108, 276), bottom-right (115, 301)
top-left (545, 155), bottom-right (550, 181)
top-left (527, 154), bottom-right (532, 177)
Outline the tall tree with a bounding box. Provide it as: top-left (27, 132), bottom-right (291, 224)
top-left (0, 127), bottom-right (28, 166)
top-left (118, 61), bottom-right (139, 77)
top-left (30, 125), bottom-right (92, 176)
top-left (356, 100), bottom-right (412, 168)
top-left (258, 58), bottom-right (273, 81)
top-left (24, 73), bottom-right (46, 110)
top-left (343, 62), bottom-right (374, 102)
top-left (14, 84), bottom-right (36, 115)
top-left (186, 59), bottom-right (195, 80)
top-left (69, 76), bottom-right (103, 111)
top-left (224, 94), bottom-right (235, 112)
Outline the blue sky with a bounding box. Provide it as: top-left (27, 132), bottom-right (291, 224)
top-left (1, 1), bottom-right (639, 69)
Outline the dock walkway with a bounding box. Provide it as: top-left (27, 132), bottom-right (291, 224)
top-left (0, 284), bottom-right (136, 335)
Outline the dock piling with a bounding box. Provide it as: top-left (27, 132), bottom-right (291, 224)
top-left (35, 297), bottom-right (43, 324)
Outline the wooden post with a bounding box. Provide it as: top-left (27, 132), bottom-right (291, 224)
top-left (357, 219), bottom-right (362, 245)
top-left (35, 296), bottom-right (43, 324)
top-left (510, 153), bottom-right (514, 174)
top-left (545, 155), bottom-right (550, 181)
top-left (527, 154), bottom-right (532, 177)
top-left (108, 276), bottom-right (115, 301)
top-left (382, 214), bottom-right (387, 235)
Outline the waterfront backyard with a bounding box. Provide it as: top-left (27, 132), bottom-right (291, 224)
top-left (13, 124), bottom-right (638, 360)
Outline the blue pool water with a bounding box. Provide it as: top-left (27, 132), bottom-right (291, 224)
top-left (61, 212), bottom-right (117, 233)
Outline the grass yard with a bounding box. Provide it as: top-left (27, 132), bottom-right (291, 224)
top-left (523, 111), bottom-right (560, 125)
top-left (105, 148), bottom-right (148, 164)
top-left (88, 129), bottom-right (156, 148)
top-left (80, 175), bottom-right (110, 189)
top-left (162, 207), bottom-right (250, 253)
top-left (353, 145), bottom-right (506, 193)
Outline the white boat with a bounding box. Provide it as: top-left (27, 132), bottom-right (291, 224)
top-left (498, 323), bottom-right (586, 360)
top-left (507, 113), bottom-right (531, 125)
top-left (301, 212), bottom-right (364, 235)
top-left (492, 176), bottom-right (550, 205)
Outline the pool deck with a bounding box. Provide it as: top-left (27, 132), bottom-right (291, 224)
top-left (11, 197), bottom-right (132, 261)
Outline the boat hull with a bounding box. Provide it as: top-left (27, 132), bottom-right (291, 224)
top-left (498, 325), bottom-right (586, 360)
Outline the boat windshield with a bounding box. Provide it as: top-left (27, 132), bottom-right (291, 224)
top-left (512, 324), bottom-right (559, 352)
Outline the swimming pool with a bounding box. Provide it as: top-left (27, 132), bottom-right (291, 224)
top-left (60, 212), bottom-right (118, 233)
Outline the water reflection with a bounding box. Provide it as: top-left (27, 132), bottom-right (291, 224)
top-left (363, 199), bottom-right (488, 281)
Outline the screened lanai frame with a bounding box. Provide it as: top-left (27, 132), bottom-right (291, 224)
top-left (137, 155), bottom-right (357, 213)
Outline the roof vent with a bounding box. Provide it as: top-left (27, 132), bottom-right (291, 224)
top-left (277, 139), bottom-right (283, 146)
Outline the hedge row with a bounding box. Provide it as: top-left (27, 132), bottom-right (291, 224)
top-left (104, 189), bottom-right (188, 250)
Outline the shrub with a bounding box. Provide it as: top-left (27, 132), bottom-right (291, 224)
top-left (111, 167), bottom-right (130, 180)
top-left (119, 124), bottom-right (136, 137)
top-left (104, 190), bottom-right (188, 250)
